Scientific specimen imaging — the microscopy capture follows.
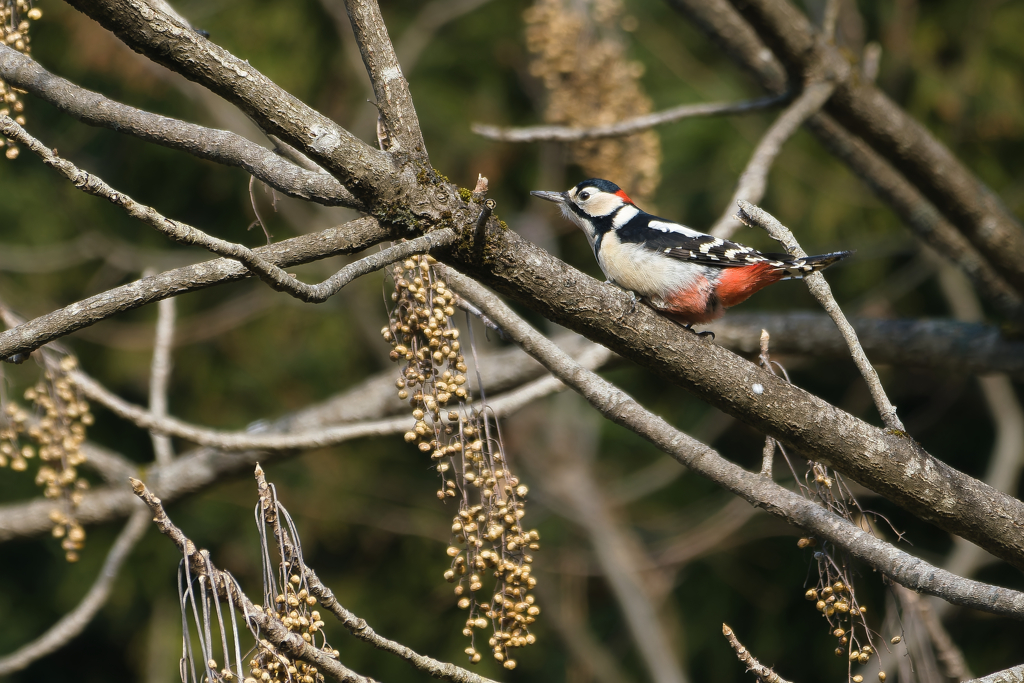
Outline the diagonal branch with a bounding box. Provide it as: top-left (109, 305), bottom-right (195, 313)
top-left (0, 508), bottom-right (151, 676)
top-left (438, 201), bottom-right (1024, 570)
top-left (441, 267), bottom-right (1024, 620)
top-left (472, 94), bottom-right (788, 142)
top-left (2, 114), bottom-right (453, 306)
top-left (736, 201), bottom-right (905, 432)
top-left (129, 479), bottom-right (373, 683)
top-left (0, 216), bottom-right (391, 363)
top-left (61, 0), bottom-right (392, 198)
top-left (0, 44), bottom-right (364, 209)
top-left (710, 81), bottom-right (835, 238)
top-left (343, 0), bottom-right (427, 158)
top-left (253, 467), bottom-right (499, 683)
top-left (724, 0), bottom-right (1024, 296)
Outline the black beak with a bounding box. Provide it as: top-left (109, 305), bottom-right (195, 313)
top-left (530, 190), bottom-right (568, 204)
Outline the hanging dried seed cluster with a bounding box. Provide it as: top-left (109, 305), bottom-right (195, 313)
top-left (1, 0), bottom-right (41, 159)
top-left (1, 356), bottom-right (93, 561)
top-left (798, 462), bottom-right (890, 683)
top-left (248, 574), bottom-right (338, 683)
top-left (381, 253), bottom-right (541, 670)
top-left (524, 0), bottom-right (661, 202)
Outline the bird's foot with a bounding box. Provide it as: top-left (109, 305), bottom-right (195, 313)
top-left (682, 323), bottom-right (715, 341)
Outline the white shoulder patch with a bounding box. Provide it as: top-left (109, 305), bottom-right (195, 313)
top-left (612, 205), bottom-right (639, 229)
top-left (647, 220), bottom-right (704, 237)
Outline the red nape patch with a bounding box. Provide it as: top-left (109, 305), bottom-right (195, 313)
top-left (615, 189), bottom-right (634, 204)
top-left (715, 262), bottom-right (784, 307)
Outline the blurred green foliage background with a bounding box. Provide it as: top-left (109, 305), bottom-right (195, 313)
top-left (1, 0), bottom-right (1023, 681)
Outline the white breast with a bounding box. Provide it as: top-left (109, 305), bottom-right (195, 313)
top-left (597, 232), bottom-right (709, 298)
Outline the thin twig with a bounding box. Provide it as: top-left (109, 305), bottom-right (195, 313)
top-left (472, 94), bottom-right (788, 142)
top-left (0, 508), bottom-right (151, 675)
top-left (251, 466), bottom-right (500, 683)
top-left (721, 623), bottom-right (793, 683)
top-left (2, 113), bottom-right (455, 305)
top-left (149, 296), bottom-right (177, 466)
top-left (735, 201), bottom-right (906, 432)
top-left (0, 217), bottom-right (391, 362)
top-left (129, 479), bottom-right (374, 683)
top-left (710, 82), bottom-right (835, 238)
top-left (758, 329), bottom-right (776, 477)
top-left (71, 340), bottom-right (610, 452)
top-left (442, 268), bottom-right (1024, 619)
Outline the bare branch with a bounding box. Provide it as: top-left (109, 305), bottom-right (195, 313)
top-left (0, 216), bottom-right (391, 362)
top-left (665, 0), bottom-right (1024, 323)
top-left (0, 508), bottom-right (151, 676)
top-left (473, 94), bottom-right (787, 142)
top-left (708, 311), bottom-right (1024, 379)
top-left (0, 44), bottom-right (363, 209)
top-left (964, 663), bottom-right (1024, 683)
top-left (441, 200), bottom-right (1024, 570)
top-left (721, 623), bottom-right (793, 683)
top-left (710, 81), bottom-right (836, 238)
top-left (736, 200), bottom-right (905, 432)
top-left (343, 0), bottom-right (427, 158)
top-left (725, 0), bottom-right (1024, 296)
top-left (129, 479), bottom-right (373, 683)
top-left (149, 296), bottom-right (176, 466)
top-left (2, 114), bottom-right (454, 305)
top-left (0, 336), bottom-right (608, 543)
top-left (252, 468), bottom-right (500, 683)
top-left (63, 0), bottom-right (392, 197)
top-left (442, 267), bottom-right (1024, 619)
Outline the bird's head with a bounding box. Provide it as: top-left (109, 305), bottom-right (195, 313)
top-left (531, 179), bottom-right (635, 241)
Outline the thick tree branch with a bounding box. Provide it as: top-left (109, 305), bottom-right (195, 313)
top-left (61, 0), bottom-right (394, 200)
top-left (472, 94), bottom-right (787, 142)
top-left (443, 267), bottom-right (1024, 618)
top-left (965, 664), bottom-right (1024, 683)
top-left (0, 216), bottom-right (393, 362)
top-left (436, 223), bottom-right (1024, 569)
top-left (0, 44), bottom-right (363, 209)
top-left (727, 0), bottom-right (1024, 296)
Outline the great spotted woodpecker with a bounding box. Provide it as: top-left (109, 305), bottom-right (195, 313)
top-left (531, 179), bottom-right (852, 326)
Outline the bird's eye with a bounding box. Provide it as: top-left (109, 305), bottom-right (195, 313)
top-left (579, 191), bottom-right (591, 201)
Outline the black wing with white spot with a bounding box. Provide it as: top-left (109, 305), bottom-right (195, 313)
top-left (616, 213), bottom-right (852, 273)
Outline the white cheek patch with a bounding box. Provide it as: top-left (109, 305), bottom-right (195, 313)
top-left (612, 205), bottom-right (639, 229)
top-left (581, 193), bottom-right (622, 217)
top-left (648, 220), bottom-right (704, 237)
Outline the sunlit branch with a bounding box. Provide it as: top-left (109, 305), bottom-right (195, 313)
top-left (473, 94), bottom-right (787, 142)
top-left (710, 82), bottom-right (836, 238)
top-left (442, 267), bottom-right (1024, 619)
top-left (736, 201), bottom-right (905, 432)
top-left (0, 45), bottom-right (363, 209)
top-left (722, 623), bottom-right (793, 683)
